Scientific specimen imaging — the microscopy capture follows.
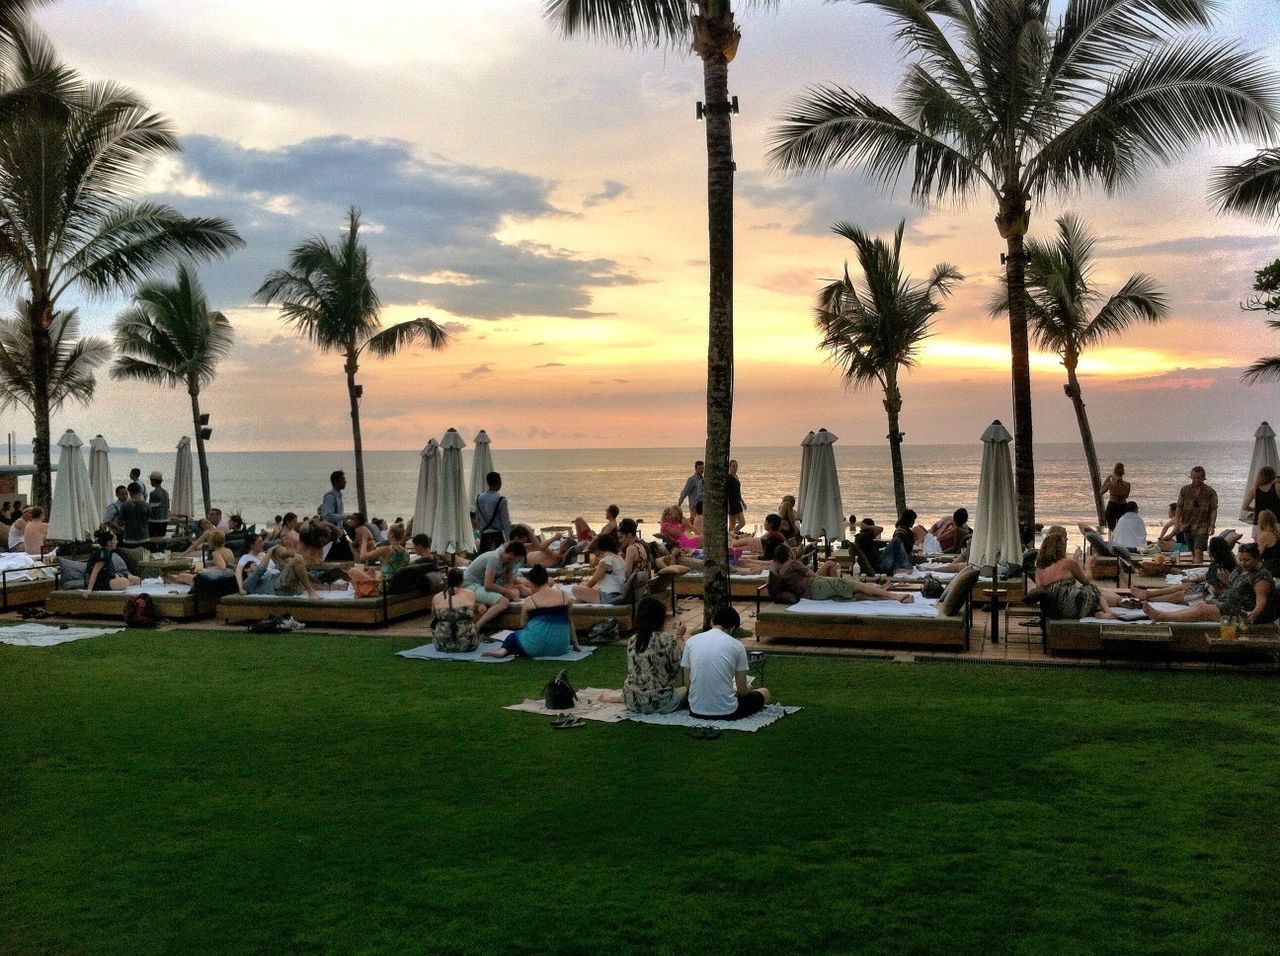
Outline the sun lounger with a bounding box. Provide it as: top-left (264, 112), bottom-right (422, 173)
top-left (1046, 619), bottom-right (1280, 662)
top-left (755, 595), bottom-right (971, 650)
top-left (45, 580), bottom-right (203, 620)
top-left (671, 568), bottom-right (770, 599)
top-left (216, 583), bottom-right (433, 628)
top-left (0, 562), bottom-right (59, 610)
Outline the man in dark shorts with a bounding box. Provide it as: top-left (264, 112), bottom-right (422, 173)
top-left (681, 607), bottom-right (772, 720)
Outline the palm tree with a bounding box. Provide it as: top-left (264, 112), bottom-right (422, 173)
top-left (0, 303), bottom-right (109, 416)
top-left (111, 265), bottom-right (234, 516)
top-left (815, 220), bottom-right (961, 515)
top-left (545, 0), bottom-right (777, 623)
top-left (769, 0), bottom-right (1279, 532)
top-left (256, 207), bottom-right (449, 517)
top-left (991, 214), bottom-right (1166, 525)
top-left (1212, 149), bottom-right (1280, 380)
top-left (0, 33), bottom-right (243, 510)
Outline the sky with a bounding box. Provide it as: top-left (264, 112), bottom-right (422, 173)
top-left (9, 0), bottom-right (1280, 452)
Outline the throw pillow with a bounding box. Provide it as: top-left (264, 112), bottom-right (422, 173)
top-left (57, 557), bottom-right (87, 590)
top-left (940, 565), bottom-right (980, 617)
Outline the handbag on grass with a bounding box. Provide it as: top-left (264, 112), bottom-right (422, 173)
top-left (543, 669), bottom-right (577, 710)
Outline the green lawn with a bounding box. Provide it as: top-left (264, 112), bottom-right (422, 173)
top-left (2, 630), bottom-right (1279, 955)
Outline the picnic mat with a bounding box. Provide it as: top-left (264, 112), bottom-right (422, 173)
top-left (505, 689), bottom-right (801, 732)
top-left (397, 634), bottom-right (596, 664)
top-left (0, 623), bottom-right (123, 647)
top-left (786, 597), bottom-right (940, 618)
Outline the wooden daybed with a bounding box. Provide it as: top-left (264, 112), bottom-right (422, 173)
top-left (1, 565), bottom-right (58, 610)
top-left (754, 601), bottom-right (971, 650)
top-left (495, 599), bottom-right (636, 635)
top-left (1046, 619), bottom-right (1280, 664)
top-left (216, 588), bottom-right (433, 627)
top-left (46, 585), bottom-right (203, 621)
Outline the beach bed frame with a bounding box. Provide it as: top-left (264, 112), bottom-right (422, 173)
top-left (45, 587), bottom-right (205, 621)
top-left (1, 565), bottom-right (59, 610)
top-left (216, 586), bottom-right (433, 628)
top-left (754, 601), bottom-right (971, 650)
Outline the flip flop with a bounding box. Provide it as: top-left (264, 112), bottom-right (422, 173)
top-left (551, 715), bottom-right (585, 730)
top-left (688, 726), bottom-right (721, 740)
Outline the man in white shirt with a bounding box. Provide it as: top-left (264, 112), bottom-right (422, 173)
top-left (1111, 501), bottom-right (1148, 552)
top-left (681, 607), bottom-right (771, 720)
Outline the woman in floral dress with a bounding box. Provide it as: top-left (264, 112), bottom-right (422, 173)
top-left (613, 597), bottom-right (687, 714)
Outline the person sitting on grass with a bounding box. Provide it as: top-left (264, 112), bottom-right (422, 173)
top-left (1132, 536), bottom-right (1236, 605)
top-left (82, 530), bottom-right (140, 595)
top-left (569, 532), bottom-right (627, 604)
top-left (431, 568), bottom-right (481, 653)
top-left (601, 596), bottom-right (688, 713)
top-left (681, 607), bottom-right (771, 721)
top-left (1143, 543), bottom-right (1274, 625)
top-left (463, 541), bottom-right (531, 631)
top-left (1034, 526), bottom-right (1122, 619)
top-left (483, 565), bottom-right (578, 659)
top-left (770, 545), bottom-right (913, 603)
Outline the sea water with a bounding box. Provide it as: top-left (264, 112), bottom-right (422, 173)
top-left (78, 441), bottom-right (1257, 543)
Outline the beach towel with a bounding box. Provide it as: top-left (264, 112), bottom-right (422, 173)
top-left (1079, 601), bottom-right (1188, 625)
top-left (397, 636), bottom-right (597, 664)
top-left (504, 688), bottom-right (801, 732)
top-left (0, 623), bottom-right (123, 647)
top-left (891, 568), bottom-right (958, 582)
top-left (785, 597), bottom-right (941, 618)
top-left (125, 579), bottom-right (192, 596)
top-left (0, 553), bottom-right (41, 573)
top-left (237, 585), bottom-right (360, 601)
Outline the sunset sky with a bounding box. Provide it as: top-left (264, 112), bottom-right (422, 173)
top-left (14, 0), bottom-right (1280, 452)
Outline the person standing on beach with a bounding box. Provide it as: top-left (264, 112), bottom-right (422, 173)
top-left (474, 471), bottom-right (512, 554)
top-left (321, 471), bottom-right (347, 525)
top-left (1175, 466), bottom-right (1218, 564)
top-left (147, 470), bottom-right (170, 539)
top-left (677, 460), bottom-right (704, 512)
top-left (726, 459), bottom-right (746, 534)
top-left (1099, 463), bottom-right (1131, 531)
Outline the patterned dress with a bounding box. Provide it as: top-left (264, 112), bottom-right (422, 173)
top-left (1212, 566), bottom-right (1273, 619)
top-left (623, 631), bottom-right (681, 714)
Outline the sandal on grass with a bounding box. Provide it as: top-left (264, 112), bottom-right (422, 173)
top-left (688, 726), bottom-right (721, 740)
top-left (551, 715), bottom-right (585, 730)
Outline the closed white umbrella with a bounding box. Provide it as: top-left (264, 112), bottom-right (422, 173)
top-left (88, 434), bottom-right (111, 518)
top-left (800, 428), bottom-right (844, 542)
top-left (795, 430), bottom-right (816, 526)
top-left (968, 420), bottom-right (1022, 568)
top-left (414, 438), bottom-right (439, 542)
top-left (49, 429), bottom-right (98, 541)
top-left (1241, 421), bottom-right (1280, 520)
top-left (434, 428), bottom-right (471, 554)
top-left (172, 437), bottom-right (194, 523)
top-left (468, 429), bottom-right (494, 512)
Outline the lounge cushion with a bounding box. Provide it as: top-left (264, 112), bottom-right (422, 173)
top-left (940, 565), bottom-right (980, 617)
top-left (386, 563), bottom-right (445, 596)
top-left (118, 546), bottom-right (150, 576)
top-left (58, 558), bottom-right (87, 590)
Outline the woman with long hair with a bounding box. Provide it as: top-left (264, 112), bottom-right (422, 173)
top-left (1034, 526), bottom-right (1121, 619)
top-left (603, 596), bottom-right (687, 714)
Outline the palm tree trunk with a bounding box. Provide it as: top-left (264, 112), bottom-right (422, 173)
top-left (695, 2), bottom-right (737, 626)
top-left (345, 346), bottom-right (368, 517)
top-left (29, 293), bottom-right (53, 512)
top-left (883, 384), bottom-right (906, 515)
top-left (190, 386), bottom-right (212, 517)
top-left (1063, 358), bottom-right (1106, 527)
top-left (999, 200), bottom-right (1035, 533)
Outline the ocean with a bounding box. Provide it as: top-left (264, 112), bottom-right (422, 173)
top-left (56, 440), bottom-right (1260, 543)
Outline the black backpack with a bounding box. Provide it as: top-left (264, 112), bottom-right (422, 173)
top-left (123, 593), bottom-right (158, 628)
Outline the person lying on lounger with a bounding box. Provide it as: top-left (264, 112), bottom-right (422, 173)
top-left (1143, 543), bottom-right (1274, 625)
top-left (770, 545), bottom-right (913, 602)
top-left (1131, 537), bottom-right (1235, 605)
top-left (242, 546), bottom-right (326, 599)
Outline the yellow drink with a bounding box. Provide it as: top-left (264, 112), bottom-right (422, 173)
top-left (1221, 621), bottom-right (1237, 641)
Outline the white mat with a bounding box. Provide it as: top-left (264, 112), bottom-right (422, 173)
top-left (398, 636), bottom-right (596, 664)
top-left (1079, 601), bottom-right (1188, 625)
top-left (0, 623), bottom-right (123, 647)
top-left (786, 597), bottom-right (940, 618)
top-left (892, 568), bottom-right (958, 582)
top-left (504, 688), bottom-right (800, 732)
top-left (0, 553), bottom-right (41, 573)
top-left (125, 580), bottom-right (192, 596)
top-left (679, 569), bottom-right (770, 582)
top-left (238, 585), bottom-right (358, 601)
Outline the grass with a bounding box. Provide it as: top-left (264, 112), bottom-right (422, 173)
top-left (2, 629), bottom-right (1279, 955)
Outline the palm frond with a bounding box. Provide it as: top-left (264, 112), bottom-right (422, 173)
top-left (1048, 0), bottom-right (1216, 82)
top-left (0, 302), bottom-right (109, 413)
top-left (363, 316), bottom-right (449, 359)
top-left (1210, 148), bottom-right (1280, 221)
top-left (544, 0), bottom-right (694, 47)
top-left (1242, 357), bottom-right (1280, 385)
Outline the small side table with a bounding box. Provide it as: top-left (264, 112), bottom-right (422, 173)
top-left (979, 588), bottom-right (1010, 644)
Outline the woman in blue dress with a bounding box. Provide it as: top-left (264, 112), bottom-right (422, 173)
top-left (483, 564), bottom-right (579, 658)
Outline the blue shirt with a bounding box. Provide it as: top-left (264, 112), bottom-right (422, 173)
top-left (677, 473), bottom-right (703, 510)
top-left (321, 488), bottom-right (345, 525)
top-left (474, 489), bottom-right (511, 541)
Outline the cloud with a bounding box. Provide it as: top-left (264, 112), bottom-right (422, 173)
top-left (536, 362), bottom-right (565, 368)
top-left (1097, 234), bottom-right (1277, 259)
top-left (583, 180), bottom-right (629, 207)
top-left (147, 134), bottom-right (643, 319)
top-left (738, 171), bottom-right (917, 237)
top-left (466, 363), bottom-right (495, 378)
